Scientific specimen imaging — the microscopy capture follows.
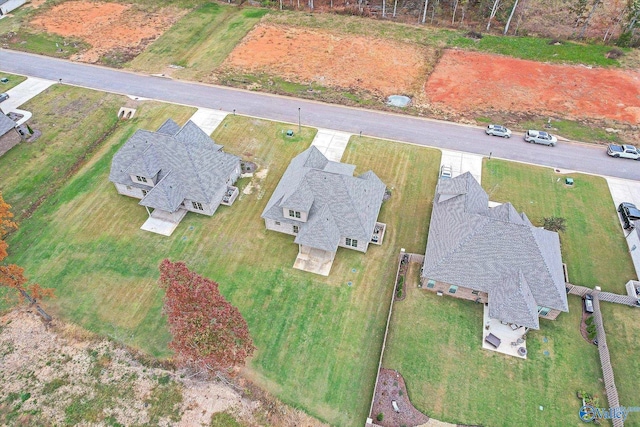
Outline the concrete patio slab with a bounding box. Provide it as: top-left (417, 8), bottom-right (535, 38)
top-left (482, 305), bottom-right (527, 359)
top-left (188, 108), bottom-right (228, 136)
top-left (140, 217), bottom-right (181, 236)
top-left (606, 177), bottom-right (640, 279)
top-left (440, 149), bottom-right (483, 183)
top-left (311, 128), bottom-right (352, 162)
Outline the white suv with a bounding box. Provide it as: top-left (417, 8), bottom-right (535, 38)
top-left (524, 130), bottom-right (557, 147)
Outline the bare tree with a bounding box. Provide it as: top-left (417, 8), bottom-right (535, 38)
top-left (383, 0), bottom-right (386, 17)
top-left (578, 0), bottom-right (602, 38)
top-left (486, 0), bottom-right (502, 31)
top-left (393, 0), bottom-right (398, 16)
top-left (452, 0), bottom-right (459, 23)
top-left (503, 0), bottom-right (519, 34)
top-left (421, 0), bottom-right (429, 23)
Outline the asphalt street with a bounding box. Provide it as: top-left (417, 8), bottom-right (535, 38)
top-left (1, 49), bottom-right (638, 180)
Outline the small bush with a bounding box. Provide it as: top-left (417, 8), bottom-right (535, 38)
top-left (587, 324), bottom-right (596, 334)
top-left (606, 48), bottom-right (624, 59)
top-left (466, 31), bottom-right (482, 39)
top-left (377, 412), bottom-right (384, 421)
top-left (585, 316), bottom-right (594, 325)
top-left (588, 331), bottom-right (597, 341)
top-left (396, 290), bottom-right (403, 298)
top-left (548, 38), bottom-right (563, 45)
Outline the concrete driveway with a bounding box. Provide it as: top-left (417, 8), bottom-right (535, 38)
top-left (1, 77), bottom-right (56, 125)
top-left (607, 177), bottom-right (640, 278)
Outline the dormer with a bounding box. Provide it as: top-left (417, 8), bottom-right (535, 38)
top-left (130, 173), bottom-right (156, 187)
top-left (127, 146), bottom-right (162, 188)
top-left (283, 207), bottom-right (308, 223)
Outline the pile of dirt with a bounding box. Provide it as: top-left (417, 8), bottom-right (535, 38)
top-left (224, 24), bottom-right (430, 97)
top-left (425, 49), bottom-right (640, 124)
top-left (30, 1), bottom-right (185, 63)
top-left (0, 308), bottom-right (326, 426)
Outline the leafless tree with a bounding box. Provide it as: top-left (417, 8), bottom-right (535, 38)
top-left (486, 0), bottom-right (502, 31)
top-left (503, 0), bottom-right (519, 34)
top-left (578, 0), bottom-right (601, 38)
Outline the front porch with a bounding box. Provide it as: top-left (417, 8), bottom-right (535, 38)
top-left (140, 208), bottom-right (187, 236)
top-left (482, 305), bottom-right (528, 359)
top-left (293, 245), bottom-right (335, 276)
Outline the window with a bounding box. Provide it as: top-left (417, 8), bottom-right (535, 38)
top-left (296, 211), bottom-right (301, 218)
top-left (346, 238), bottom-right (351, 246)
top-left (192, 201), bottom-right (203, 211)
top-left (471, 290), bottom-right (480, 295)
top-left (351, 239), bottom-right (358, 247)
top-left (448, 285), bottom-right (458, 294)
top-left (537, 306), bottom-right (551, 316)
top-left (293, 225), bottom-right (299, 233)
top-left (427, 280), bottom-right (435, 289)
top-left (275, 221), bottom-right (281, 226)
top-left (345, 238), bottom-right (358, 248)
top-left (141, 189), bottom-right (148, 196)
top-left (136, 175), bottom-right (147, 183)
top-left (288, 210), bottom-right (301, 218)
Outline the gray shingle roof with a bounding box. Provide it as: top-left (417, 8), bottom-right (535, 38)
top-left (0, 113), bottom-right (15, 136)
top-left (156, 118), bottom-right (180, 136)
top-left (262, 146), bottom-right (386, 251)
top-left (109, 119), bottom-right (239, 213)
top-left (423, 172), bottom-right (568, 329)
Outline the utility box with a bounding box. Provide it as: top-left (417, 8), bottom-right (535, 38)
top-left (565, 177), bottom-right (574, 186)
top-left (286, 130), bottom-right (294, 137)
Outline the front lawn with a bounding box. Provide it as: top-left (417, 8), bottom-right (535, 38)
top-left (0, 72), bottom-right (27, 91)
top-left (482, 159), bottom-right (636, 293)
top-left (5, 115), bottom-right (440, 426)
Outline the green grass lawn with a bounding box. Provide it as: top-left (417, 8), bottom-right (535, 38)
top-left (482, 159), bottom-right (636, 293)
top-left (599, 303), bottom-right (640, 427)
top-left (0, 72), bottom-right (27, 91)
top-left (128, 4), bottom-right (268, 80)
top-left (3, 110), bottom-right (440, 426)
top-left (383, 287), bottom-right (608, 427)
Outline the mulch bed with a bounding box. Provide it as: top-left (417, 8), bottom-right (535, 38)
top-left (370, 368), bottom-right (429, 427)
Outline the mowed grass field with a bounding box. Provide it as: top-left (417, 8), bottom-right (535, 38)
top-left (0, 72), bottom-right (27, 91)
top-left (128, 4), bottom-right (268, 81)
top-left (383, 288), bottom-right (607, 427)
top-left (482, 159), bottom-right (636, 293)
top-left (4, 91), bottom-right (441, 427)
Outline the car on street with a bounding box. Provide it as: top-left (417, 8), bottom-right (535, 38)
top-left (0, 93), bottom-right (9, 103)
top-left (524, 130), bottom-right (557, 147)
top-left (584, 294), bottom-right (594, 313)
top-left (607, 144), bottom-right (640, 160)
top-left (618, 202), bottom-right (640, 229)
top-left (485, 124), bottom-right (512, 138)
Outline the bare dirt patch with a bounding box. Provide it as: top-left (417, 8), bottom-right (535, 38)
top-left (224, 24), bottom-right (431, 97)
top-left (30, 1), bottom-right (184, 63)
top-left (0, 308), bottom-right (327, 426)
top-left (425, 49), bottom-right (640, 124)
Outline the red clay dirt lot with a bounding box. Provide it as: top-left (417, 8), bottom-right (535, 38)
top-left (224, 24), bottom-right (431, 97)
top-left (30, 1), bottom-right (184, 63)
top-left (425, 49), bottom-right (640, 124)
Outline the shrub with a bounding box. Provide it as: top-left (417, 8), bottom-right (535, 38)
top-left (585, 316), bottom-right (594, 325)
top-left (466, 31), bottom-right (482, 39)
top-left (396, 290), bottom-right (403, 298)
top-left (606, 48), bottom-right (624, 59)
top-left (587, 324), bottom-right (596, 334)
top-left (542, 216), bottom-right (566, 233)
top-left (377, 412), bottom-right (384, 421)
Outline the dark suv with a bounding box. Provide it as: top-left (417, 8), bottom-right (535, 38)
top-left (618, 202), bottom-right (640, 229)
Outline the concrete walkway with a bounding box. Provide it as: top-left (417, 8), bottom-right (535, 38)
top-left (606, 177), bottom-right (640, 279)
top-left (2, 77), bottom-right (56, 126)
top-left (440, 149), bottom-right (484, 183)
top-left (311, 128), bottom-right (352, 162)
top-left (188, 108), bottom-right (229, 136)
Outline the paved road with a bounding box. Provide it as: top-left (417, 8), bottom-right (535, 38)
top-left (2, 49), bottom-right (639, 180)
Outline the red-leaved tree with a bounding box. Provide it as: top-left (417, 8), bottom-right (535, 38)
top-left (158, 259), bottom-right (255, 375)
top-left (0, 192), bottom-right (54, 311)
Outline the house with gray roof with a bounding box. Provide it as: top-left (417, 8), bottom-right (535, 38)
top-left (421, 172), bottom-right (568, 332)
top-left (109, 119), bottom-right (241, 236)
top-left (261, 146), bottom-right (387, 276)
top-left (0, 108), bottom-right (20, 157)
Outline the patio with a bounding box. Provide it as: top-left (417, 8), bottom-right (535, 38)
top-left (293, 245), bottom-right (335, 276)
top-left (481, 305), bottom-right (528, 359)
top-left (140, 208), bottom-right (187, 236)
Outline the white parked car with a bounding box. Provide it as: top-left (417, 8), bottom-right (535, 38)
top-left (524, 130), bottom-right (557, 147)
top-left (607, 144), bottom-right (640, 160)
top-left (485, 124), bottom-right (511, 138)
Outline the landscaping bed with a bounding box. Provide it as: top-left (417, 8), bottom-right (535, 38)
top-left (370, 368), bottom-right (429, 427)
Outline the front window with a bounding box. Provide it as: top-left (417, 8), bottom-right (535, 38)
top-left (192, 201), bottom-right (203, 211)
top-left (427, 280), bottom-right (435, 289)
